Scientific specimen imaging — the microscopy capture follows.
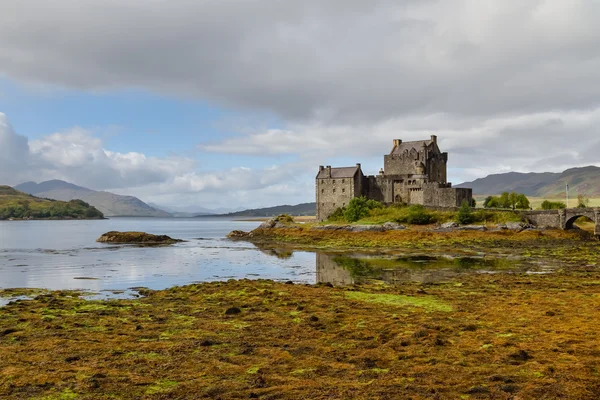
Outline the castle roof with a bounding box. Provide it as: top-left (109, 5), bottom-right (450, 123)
top-left (316, 166), bottom-right (360, 179)
top-left (390, 139), bottom-right (433, 155)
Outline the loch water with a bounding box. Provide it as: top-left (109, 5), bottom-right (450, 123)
top-left (0, 218), bottom-right (555, 304)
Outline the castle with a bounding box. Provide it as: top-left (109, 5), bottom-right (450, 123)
top-left (316, 136), bottom-right (473, 221)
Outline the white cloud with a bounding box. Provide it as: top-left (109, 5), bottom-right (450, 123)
top-left (201, 107), bottom-right (600, 183)
top-left (0, 113), bottom-right (308, 208)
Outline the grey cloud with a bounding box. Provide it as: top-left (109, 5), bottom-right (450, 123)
top-left (1, 1), bottom-right (600, 122)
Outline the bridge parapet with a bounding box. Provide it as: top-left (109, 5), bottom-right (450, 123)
top-left (522, 208), bottom-right (600, 235)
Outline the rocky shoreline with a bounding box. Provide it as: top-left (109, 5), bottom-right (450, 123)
top-left (228, 216), bottom-right (538, 240)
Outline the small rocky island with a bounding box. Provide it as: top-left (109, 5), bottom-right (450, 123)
top-left (97, 231), bottom-right (183, 245)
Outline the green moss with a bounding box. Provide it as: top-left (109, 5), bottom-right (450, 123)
top-left (345, 291), bottom-right (452, 312)
top-left (39, 389), bottom-right (79, 400)
top-left (145, 380), bottom-right (179, 395)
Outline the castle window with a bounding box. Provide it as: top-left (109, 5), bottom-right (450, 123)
top-left (332, 180), bottom-right (336, 184)
top-left (343, 203), bottom-right (346, 206)
top-left (333, 188), bottom-right (336, 193)
top-left (342, 188), bottom-right (345, 193)
top-left (342, 179), bottom-right (345, 184)
top-left (321, 189), bottom-right (324, 194)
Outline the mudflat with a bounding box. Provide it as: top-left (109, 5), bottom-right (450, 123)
top-left (2, 270), bottom-right (600, 399)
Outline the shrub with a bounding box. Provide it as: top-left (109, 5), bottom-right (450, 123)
top-left (402, 205), bottom-right (434, 225)
top-left (541, 200), bottom-right (566, 210)
top-left (484, 192), bottom-right (530, 210)
top-left (343, 197), bottom-right (382, 222)
top-left (456, 200), bottom-right (474, 224)
top-left (328, 207), bottom-right (346, 222)
top-left (576, 193), bottom-right (590, 208)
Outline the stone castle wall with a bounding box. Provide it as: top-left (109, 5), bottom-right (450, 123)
top-left (316, 175), bottom-right (357, 221)
top-left (316, 138), bottom-right (473, 220)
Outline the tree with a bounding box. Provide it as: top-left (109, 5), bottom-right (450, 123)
top-left (484, 196), bottom-right (500, 208)
top-left (508, 192), bottom-right (519, 210)
top-left (541, 200), bottom-right (566, 210)
top-left (470, 198), bottom-right (477, 208)
top-left (499, 192), bottom-right (511, 209)
top-left (577, 193), bottom-right (590, 208)
top-left (483, 196), bottom-right (493, 208)
top-left (343, 197), bottom-right (382, 222)
top-left (515, 194), bottom-right (530, 210)
top-left (456, 200), bottom-right (474, 224)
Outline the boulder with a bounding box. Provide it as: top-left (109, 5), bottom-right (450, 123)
top-left (457, 225), bottom-right (487, 231)
top-left (349, 225), bottom-right (385, 232)
top-left (226, 230), bottom-right (251, 239)
top-left (382, 222), bottom-right (407, 231)
top-left (310, 225), bottom-right (352, 231)
top-left (258, 219), bottom-right (277, 229)
top-left (441, 222), bottom-right (459, 229)
top-left (97, 231), bottom-right (183, 245)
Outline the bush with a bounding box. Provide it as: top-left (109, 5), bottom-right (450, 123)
top-left (541, 200), bottom-right (566, 210)
top-left (343, 197), bottom-right (383, 222)
top-left (328, 207), bottom-right (346, 222)
top-left (484, 192), bottom-right (530, 210)
top-left (456, 200), bottom-right (474, 224)
top-left (398, 205), bottom-right (434, 225)
top-left (576, 193), bottom-right (590, 208)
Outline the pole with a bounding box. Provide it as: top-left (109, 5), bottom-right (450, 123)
top-left (566, 183), bottom-right (569, 208)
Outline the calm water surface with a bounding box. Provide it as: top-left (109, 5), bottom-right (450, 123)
top-left (0, 218), bottom-right (554, 304)
top-left (0, 218), bottom-right (315, 296)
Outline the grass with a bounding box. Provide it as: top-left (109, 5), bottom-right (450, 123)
top-left (326, 203), bottom-right (524, 226)
top-left (3, 274), bottom-right (600, 399)
top-left (344, 291), bottom-right (452, 312)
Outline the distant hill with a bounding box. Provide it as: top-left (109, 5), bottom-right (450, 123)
top-left (0, 186), bottom-right (104, 220)
top-left (202, 202), bottom-right (316, 218)
top-left (147, 202), bottom-right (220, 217)
top-left (14, 180), bottom-right (171, 218)
top-left (456, 166), bottom-right (600, 197)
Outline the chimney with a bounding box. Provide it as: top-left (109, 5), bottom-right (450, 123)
top-left (326, 165), bottom-right (331, 178)
top-left (393, 139), bottom-right (402, 147)
top-left (430, 135), bottom-right (437, 144)
top-left (319, 165), bottom-right (324, 171)
top-left (379, 168), bottom-right (384, 175)
top-left (356, 163), bottom-right (361, 170)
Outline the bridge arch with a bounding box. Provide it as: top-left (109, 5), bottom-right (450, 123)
top-left (564, 214), bottom-right (593, 230)
top-left (564, 209), bottom-right (596, 230)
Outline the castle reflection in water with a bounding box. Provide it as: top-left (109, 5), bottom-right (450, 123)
top-left (316, 253), bottom-right (468, 286)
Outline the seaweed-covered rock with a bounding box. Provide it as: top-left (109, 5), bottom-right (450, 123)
top-left (258, 214), bottom-right (296, 229)
top-left (226, 230), bottom-right (252, 239)
top-left (97, 231), bottom-right (183, 245)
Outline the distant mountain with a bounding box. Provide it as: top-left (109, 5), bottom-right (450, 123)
top-left (202, 202), bottom-right (316, 218)
top-left (13, 180), bottom-right (171, 217)
top-left (147, 202), bottom-right (218, 217)
top-left (456, 166), bottom-right (600, 197)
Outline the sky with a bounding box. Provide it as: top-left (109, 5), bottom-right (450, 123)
top-left (1, 0), bottom-right (599, 210)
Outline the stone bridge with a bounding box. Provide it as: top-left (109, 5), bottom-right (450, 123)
top-left (522, 208), bottom-right (600, 235)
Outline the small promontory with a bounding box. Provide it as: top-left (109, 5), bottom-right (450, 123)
top-left (97, 231), bottom-right (183, 245)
